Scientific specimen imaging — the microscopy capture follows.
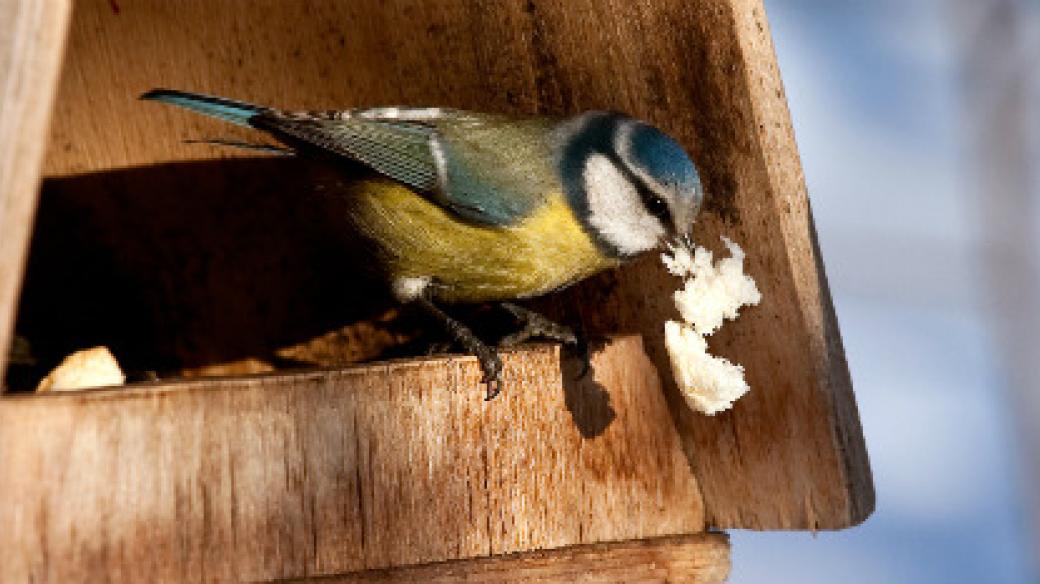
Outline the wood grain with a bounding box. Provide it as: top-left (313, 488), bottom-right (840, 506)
top-left (728, 0), bottom-right (875, 527)
top-left (280, 533), bottom-right (730, 584)
top-left (0, 336), bottom-right (704, 583)
top-left (13, 0), bottom-right (873, 530)
top-left (0, 0), bottom-right (71, 386)
top-left (532, 0), bottom-right (876, 529)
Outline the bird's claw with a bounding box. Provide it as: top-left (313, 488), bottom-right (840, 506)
top-left (416, 297), bottom-right (507, 401)
top-left (499, 303), bottom-right (579, 347)
top-left (478, 349), bottom-right (504, 400)
top-left (499, 302), bottom-right (592, 379)
top-left (573, 335), bottom-right (593, 380)
top-left (484, 377), bottom-right (503, 401)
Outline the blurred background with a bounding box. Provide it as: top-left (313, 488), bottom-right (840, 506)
top-left (732, 0), bottom-right (1040, 582)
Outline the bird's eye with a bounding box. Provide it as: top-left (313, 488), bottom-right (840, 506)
top-left (647, 196), bottom-right (669, 219)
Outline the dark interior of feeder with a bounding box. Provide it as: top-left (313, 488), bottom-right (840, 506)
top-left (4, 156), bottom-right (607, 392)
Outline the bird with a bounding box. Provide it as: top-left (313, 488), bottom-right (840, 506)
top-left (141, 89), bottom-right (705, 399)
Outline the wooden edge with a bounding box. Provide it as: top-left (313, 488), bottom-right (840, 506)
top-left (0, 335), bottom-right (667, 401)
top-left (729, 0), bottom-right (875, 525)
top-left (0, 336), bottom-right (704, 582)
top-left (272, 533), bottom-right (731, 584)
top-left (0, 0), bottom-right (72, 389)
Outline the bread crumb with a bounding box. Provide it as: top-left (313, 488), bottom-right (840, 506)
top-left (36, 346), bottom-right (126, 392)
top-left (662, 236), bottom-right (761, 415)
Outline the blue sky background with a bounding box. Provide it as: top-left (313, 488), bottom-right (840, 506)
top-left (730, 2), bottom-right (1038, 582)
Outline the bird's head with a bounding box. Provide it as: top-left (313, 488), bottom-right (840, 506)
top-left (559, 112), bottom-right (704, 259)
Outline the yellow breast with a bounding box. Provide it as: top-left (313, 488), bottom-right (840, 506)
top-left (344, 178), bottom-right (620, 303)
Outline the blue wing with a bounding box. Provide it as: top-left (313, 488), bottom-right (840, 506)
top-left (141, 89), bottom-right (265, 126)
top-left (142, 90), bottom-right (557, 226)
top-left (256, 108), bottom-right (559, 225)
top-left (257, 114), bottom-right (443, 195)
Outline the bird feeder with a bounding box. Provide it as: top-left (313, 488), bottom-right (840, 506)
top-left (0, 1), bottom-right (874, 581)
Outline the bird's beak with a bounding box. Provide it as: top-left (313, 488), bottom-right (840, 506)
top-left (666, 229), bottom-right (694, 256)
top-left (677, 231), bottom-right (694, 255)
top-left (674, 211), bottom-right (695, 247)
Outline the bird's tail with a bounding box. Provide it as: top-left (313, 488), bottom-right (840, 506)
top-left (140, 89), bottom-right (265, 127)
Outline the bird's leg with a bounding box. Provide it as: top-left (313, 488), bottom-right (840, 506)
top-left (499, 303), bottom-right (592, 379)
top-left (498, 302), bottom-right (578, 347)
top-left (415, 297), bottom-right (504, 400)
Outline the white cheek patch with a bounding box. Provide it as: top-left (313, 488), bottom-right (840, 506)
top-left (583, 154), bottom-right (665, 256)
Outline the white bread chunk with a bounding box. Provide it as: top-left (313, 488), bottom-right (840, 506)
top-left (664, 321), bottom-right (750, 415)
top-left (662, 237), bottom-right (761, 415)
top-left (667, 236), bottom-right (761, 336)
top-left (36, 346), bottom-right (126, 392)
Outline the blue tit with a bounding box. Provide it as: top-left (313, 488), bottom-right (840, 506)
top-left (141, 89), bottom-right (705, 398)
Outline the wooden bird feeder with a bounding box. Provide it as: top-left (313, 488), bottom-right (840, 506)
top-left (0, 1), bottom-right (874, 581)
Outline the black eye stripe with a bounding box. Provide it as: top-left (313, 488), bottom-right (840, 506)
top-left (637, 183), bottom-right (669, 219)
top-left (607, 152), bottom-right (673, 226)
top-left (643, 191), bottom-right (670, 219)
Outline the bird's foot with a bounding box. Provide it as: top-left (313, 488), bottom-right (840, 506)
top-left (498, 303), bottom-right (578, 347)
top-left (472, 344), bottom-right (504, 401)
top-left (416, 297), bottom-right (505, 400)
top-left (499, 303), bottom-right (591, 379)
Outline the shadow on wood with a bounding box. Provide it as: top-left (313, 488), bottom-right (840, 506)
top-left (14, 157), bottom-right (414, 381)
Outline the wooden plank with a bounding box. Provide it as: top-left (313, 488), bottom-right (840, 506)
top-left (533, 0), bottom-right (877, 529)
top-left (0, 336), bottom-right (704, 583)
top-left (281, 533), bottom-right (731, 584)
top-left (0, 0), bottom-right (71, 387)
top-left (22, 0), bottom-right (873, 529)
top-left (726, 0), bottom-right (875, 528)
